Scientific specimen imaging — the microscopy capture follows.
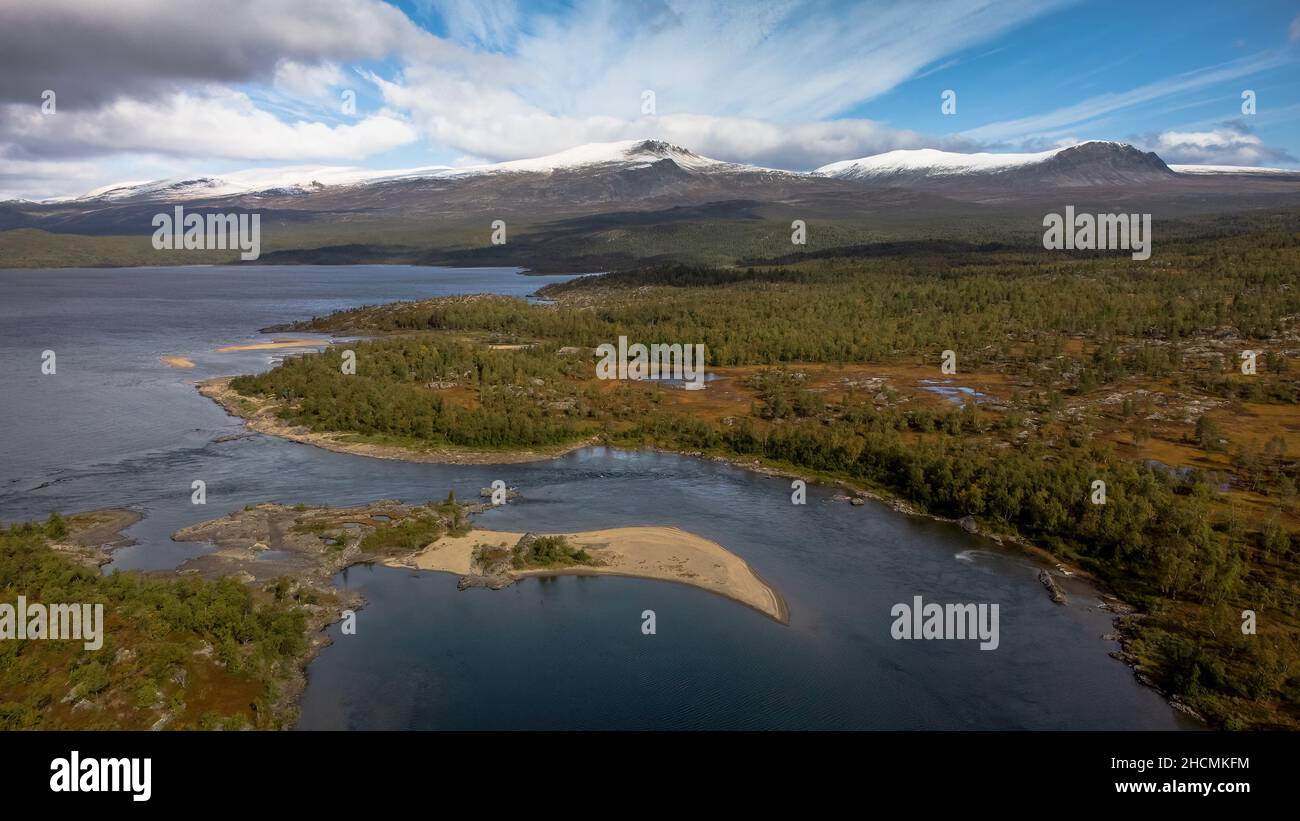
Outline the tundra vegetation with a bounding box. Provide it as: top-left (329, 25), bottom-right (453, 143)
top-left (0, 515), bottom-right (309, 730)
top-left (0, 497), bottom-right (490, 729)
top-left (229, 219), bottom-right (1300, 728)
top-left (513, 535), bottom-right (597, 570)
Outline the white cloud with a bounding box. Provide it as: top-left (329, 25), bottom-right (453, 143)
top-left (0, 0), bottom-right (1072, 196)
top-left (1140, 123), bottom-right (1294, 166)
top-left (367, 63), bottom-right (954, 171)
top-left (419, 0), bottom-right (522, 50)
top-left (961, 49), bottom-right (1295, 145)
top-left (273, 61), bottom-right (347, 100)
top-left (472, 0), bottom-right (1067, 124)
top-left (0, 0), bottom-right (440, 108)
top-left (2, 89), bottom-right (419, 161)
top-left (31, 0), bottom-right (1277, 196)
top-left (363, 0), bottom-right (1057, 169)
top-left (0, 152), bottom-right (101, 201)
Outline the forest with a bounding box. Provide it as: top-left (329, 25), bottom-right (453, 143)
top-left (0, 516), bottom-right (311, 729)
top-left (229, 219), bottom-right (1300, 728)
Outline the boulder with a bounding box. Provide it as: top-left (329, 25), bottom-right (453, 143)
top-left (1037, 569), bottom-right (1066, 604)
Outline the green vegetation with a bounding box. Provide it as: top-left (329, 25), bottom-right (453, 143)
top-left (290, 230), bottom-right (1300, 377)
top-left (0, 516), bottom-right (308, 729)
top-left (512, 535), bottom-right (597, 570)
top-left (438, 492), bottom-right (472, 537)
top-left (358, 513), bottom-right (446, 555)
top-left (225, 218), bottom-right (1300, 728)
top-left (230, 336), bottom-right (596, 450)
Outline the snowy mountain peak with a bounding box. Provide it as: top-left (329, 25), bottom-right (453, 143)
top-left (813, 141), bottom-right (1173, 186)
top-left (72, 164), bottom-right (454, 203)
top-left (458, 139), bottom-right (731, 175)
top-left (814, 146), bottom-right (1060, 179)
top-left (67, 140), bottom-right (740, 203)
top-left (67, 139), bottom-right (1291, 205)
top-left (813, 141), bottom-right (1140, 179)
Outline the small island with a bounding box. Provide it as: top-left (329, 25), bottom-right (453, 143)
top-left (170, 498), bottom-right (786, 630)
top-left (392, 526), bottom-right (788, 623)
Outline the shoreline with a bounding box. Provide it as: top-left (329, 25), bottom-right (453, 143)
top-left (195, 375), bottom-right (1197, 722)
top-left (167, 500), bottom-right (471, 723)
top-left (198, 376), bottom-right (599, 465)
top-left (163, 501), bottom-right (789, 726)
top-left (200, 371), bottom-right (1100, 577)
top-left (28, 507), bottom-right (340, 728)
top-left (213, 337), bottom-right (328, 353)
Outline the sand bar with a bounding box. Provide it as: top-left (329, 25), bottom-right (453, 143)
top-left (214, 338), bottom-right (328, 353)
top-left (395, 525), bottom-right (788, 623)
top-left (160, 355), bottom-right (195, 368)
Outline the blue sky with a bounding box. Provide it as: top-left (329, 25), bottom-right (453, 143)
top-left (1, 0), bottom-right (1297, 199)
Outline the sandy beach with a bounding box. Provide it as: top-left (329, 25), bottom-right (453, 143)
top-left (214, 338), bottom-right (328, 353)
top-left (392, 525), bottom-right (788, 623)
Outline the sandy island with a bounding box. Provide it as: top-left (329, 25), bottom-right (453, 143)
top-left (389, 525), bottom-right (789, 623)
top-left (160, 355), bottom-right (195, 368)
top-left (214, 338), bottom-right (328, 353)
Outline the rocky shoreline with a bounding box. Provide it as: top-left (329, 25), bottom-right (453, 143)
top-left (169, 497), bottom-right (503, 720)
top-left (51, 509), bottom-right (143, 568)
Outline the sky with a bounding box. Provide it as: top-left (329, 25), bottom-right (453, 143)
top-left (0, 0), bottom-right (1297, 200)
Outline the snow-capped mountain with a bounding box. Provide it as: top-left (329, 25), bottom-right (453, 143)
top-left (6, 138), bottom-right (1296, 245)
top-left (60, 138), bottom-right (1299, 207)
top-left (3, 136), bottom-right (1298, 270)
top-left (814, 141), bottom-right (1176, 187)
top-left (72, 165), bottom-right (450, 202)
top-left (815, 145), bottom-right (1067, 179)
top-left (66, 140), bottom-right (761, 204)
top-left (451, 139), bottom-right (745, 175)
